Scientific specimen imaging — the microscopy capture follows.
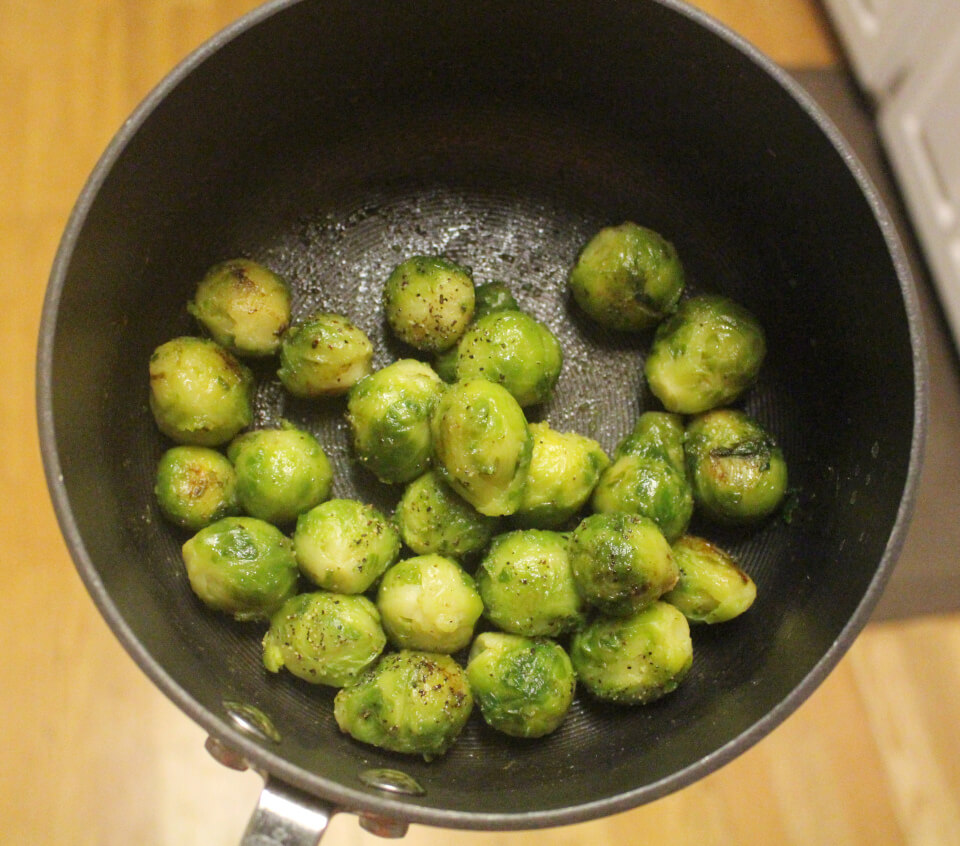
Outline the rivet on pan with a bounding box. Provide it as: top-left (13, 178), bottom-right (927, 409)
top-left (204, 735), bottom-right (250, 771)
top-left (358, 768), bottom-right (426, 797)
top-left (358, 814), bottom-right (410, 839)
top-left (222, 699), bottom-right (282, 744)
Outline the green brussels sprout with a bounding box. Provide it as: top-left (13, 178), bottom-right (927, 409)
top-left (346, 359), bottom-right (446, 484)
top-left (614, 411), bottom-right (686, 473)
top-left (334, 650), bottom-right (473, 760)
top-left (187, 258), bottom-right (292, 357)
top-left (473, 281), bottom-right (520, 320)
top-left (432, 343), bottom-right (461, 383)
top-left (227, 423), bottom-right (333, 524)
top-left (466, 632), bottom-right (576, 738)
top-left (662, 535), bottom-right (757, 623)
top-left (148, 336), bottom-right (254, 446)
top-left (644, 294), bottom-right (766, 414)
top-left (432, 281), bottom-right (520, 382)
top-left (430, 379), bottom-right (533, 517)
top-left (383, 255), bottom-right (475, 352)
top-left (155, 446), bottom-right (240, 531)
top-left (454, 310), bottom-right (563, 407)
top-left (277, 312), bottom-right (374, 398)
top-left (262, 591), bottom-right (386, 686)
top-left (569, 512), bottom-right (678, 617)
top-left (590, 454), bottom-right (693, 543)
top-left (513, 422), bottom-right (609, 529)
top-left (394, 470), bottom-right (500, 559)
top-left (570, 601), bottom-right (693, 705)
top-left (569, 221), bottom-right (685, 332)
top-left (181, 516), bottom-right (298, 621)
top-left (684, 409), bottom-right (788, 524)
top-left (294, 499), bottom-right (400, 594)
top-left (376, 554), bottom-right (484, 653)
top-left (475, 529), bottom-right (586, 637)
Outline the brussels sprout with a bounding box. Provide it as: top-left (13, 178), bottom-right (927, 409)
top-left (334, 650), bottom-right (473, 760)
top-left (148, 336), bottom-right (254, 446)
top-left (591, 455), bottom-right (693, 543)
top-left (684, 409), bottom-right (788, 524)
top-left (294, 499), bottom-right (400, 594)
top-left (227, 423), bottom-right (333, 524)
top-left (262, 591), bottom-right (386, 686)
top-left (383, 255), bottom-right (475, 352)
top-left (473, 281), bottom-right (520, 320)
top-left (154, 446), bottom-right (240, 531)
top-left (187, 258), bottom-right (292, 357)
top-left (376, 554), bottom-right (484, 653)
top-left (475, 530), bottom-right (586, 637)
top-left (431, 379), bottom-right (533, 517)
top-left (181, 516), bottom-right (298, 621)
top-left (394, 470), bottom-right (499, 559)
top-left (514, 422), bottom-right (609, 529)
top-left (569, 221), bottom-right (685, 331)
top-left (644, 294), bottom-right (766, 414)
top-left (466, 632), bottom-right (576, 738)
top-left (277, 312), bottom-right (374, 398)
top-left (614, 411), bottom-right (686, 473)
top-left (432, 281), bottom-right (520, 382)
top-left (569, 512), bottom-right (678, 617)
top-left (346, 359), bottom-right (445, 484)
top-left (662, 535), bottom-right (756, 623)
top-left (570, 601), bottom-right (693, 705)
top-left (432, 343), bottom-right (461, 384)
top-left (454, 311), bottom-right (563, 407)
top-left (592, 411), bottom-right (693, 541)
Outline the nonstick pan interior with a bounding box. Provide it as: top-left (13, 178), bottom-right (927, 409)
top-left (39, 0), bottom-right (924, 831)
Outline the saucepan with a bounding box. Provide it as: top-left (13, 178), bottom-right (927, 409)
top-left (37, 0), bottom-right (926, 842)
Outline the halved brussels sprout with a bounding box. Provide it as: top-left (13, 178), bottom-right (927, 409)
top-left (227, 422), bottom-right (333, 525)
top-left (614, 411), bottom-right (686, 473)
top-left (277, 312), bottom-right (374, 398)
top-left (662, 535), bottom-right (757, 623)
top-left (514, 422), bottom-right (609, 529)
top-left (569, 512), bottom-right (678, 617)
top-left (473, 281), bottom-right (520, 320)
top-left (570, 601), bottom-right (693, 705)
top-left (475, 529), bottom-right (586, 637)
top-left (644, 294), bottom-right (766, 414)
top-left (376, 554), bottom-right (484, 653)
top-left (181, 516), bottom-right (298, 621)
top-left (684, 409), bottom-right (788, 524)
top-left (569, 221), bottom-right (685, 331)
top-left (294, 499), bottom-right (400, 594)
top-left (394, 470), bottom-right (499, 559)
top-left (591, 455), bottom-right (693, 543)
top-left (454, 310), bottom-right (563, 407)
top-left (149, 336), bottom-right (254, 446)
top-left (262, 591), bottom-right (386, 686)
top-left (334, 650), bottom-right (473, 760)
top-left (346, 359), bottom-right (445, 484)
top-left (154, 445), bottom-right (240, 531)
top-left (383, 255), bottom-right (475, 352)
top-left (187, 258), bottom-right (291, 357)
top-left (430, 379), bottom-right (533, 517)
top-left (466, 632), bottom-right (576, 738)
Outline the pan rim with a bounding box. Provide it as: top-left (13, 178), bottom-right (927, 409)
top-left (36, 0), bottom-right (929, 830)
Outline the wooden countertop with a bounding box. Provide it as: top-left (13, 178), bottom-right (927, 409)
top-left (3, 1), bottom-right (958, 844)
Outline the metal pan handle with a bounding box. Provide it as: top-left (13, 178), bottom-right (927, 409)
top-left (240, 777), bottom-right (335, 846)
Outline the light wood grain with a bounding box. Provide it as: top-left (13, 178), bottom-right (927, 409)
top-left (3, 1), bottom-right (958, 844)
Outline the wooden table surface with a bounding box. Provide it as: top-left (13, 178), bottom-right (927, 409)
top-left (3, 1), bottom-right (959, 844)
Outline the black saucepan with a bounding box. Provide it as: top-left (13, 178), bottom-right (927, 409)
top-left (38, 0), bottom-right (927, 841)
